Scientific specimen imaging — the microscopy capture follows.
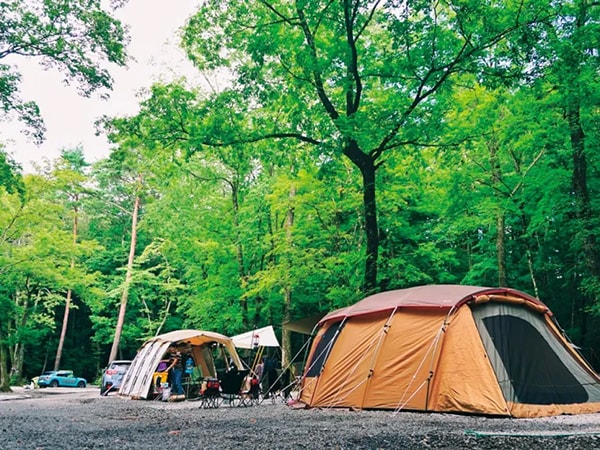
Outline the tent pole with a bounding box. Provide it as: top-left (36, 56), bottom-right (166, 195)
top-left (358, 307), bottom-right (398, 408)
top-left (305, 318), bottom-right (347, 406)
top-left (251, 346), bottom-right (264, 376)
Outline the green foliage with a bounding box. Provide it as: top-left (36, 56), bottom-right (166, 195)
top-left (0, 0), bottom-right (127, 142)
top-left (0, 148), bottom-right (24, 197)
top-left (4, 0), bottom-right (600, 380)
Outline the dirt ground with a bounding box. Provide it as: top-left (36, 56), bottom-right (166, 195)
top-left (2, 386), bottom-right (600, 449)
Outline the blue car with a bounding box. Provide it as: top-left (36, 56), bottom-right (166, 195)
top-left (37, 370), bottom-right (87, 388)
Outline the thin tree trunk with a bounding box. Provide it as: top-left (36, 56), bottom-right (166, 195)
top-left (488, 138), bottom-right (508, 287)
top-left (0, 330), bottom-right (10, 392)
top-left (281, 184), bottom-right (296, 368)
top-left (16, 343), bottom-right (24, 379)
top-left (526, 249), bottom-right (540, 298)
top-left (11, 292), bottom-right (29, 378)
top-left (231, 182), bottom-right (249, 328)
top-left (54, 290), bottom-right (72, 370)
top-left (362, 160), bottom-right (379, 294)
top-left (55, 202), bottom-right (78, 370)
top-left (565, 4), bottom-right (599, 344)
top-left (108, 191), bottom-right (141, 363)
top-left (153, 299), bottom-right (172, 337)
top-left (496, 213), bottom-right (507, 287)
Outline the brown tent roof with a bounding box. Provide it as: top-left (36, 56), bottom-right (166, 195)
top-left (321, 284), bottom-right (544, 323)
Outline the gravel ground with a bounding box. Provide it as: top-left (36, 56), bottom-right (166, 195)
top-left (2, 387), bottom-right (600, 449)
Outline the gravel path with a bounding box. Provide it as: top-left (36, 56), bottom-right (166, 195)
top-left (2, 387), bottom-right (600, 449)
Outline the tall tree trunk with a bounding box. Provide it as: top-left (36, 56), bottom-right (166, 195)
top-left (496, 213), bottom-right (507, 287)
top-left (488, 138), bottom-right (508, 287)
top-left (54, 290), bottom-right (72, 370)
top-left (568, 96), bottom-right (594, 343)
top-left (108, 191), bottom-right (141, 363)
top-left (569, 99), bottom-right (598, 278)
top-left (564, 3), bottom-right (599, 343)
top-left (0, 330), bottom-right (10, 392)
top-left (281, 184), bottom-right (296, 368)
top-left (362, 160), bottom-right (379, 294)
top-left (55, 201), bottom-right (78, 370)
top-left (344, 140), bottom-right (379, 294)
top-left (12, 291), bottom-right (29, 378)
top-left (231, 182), bottom-right (249, 328)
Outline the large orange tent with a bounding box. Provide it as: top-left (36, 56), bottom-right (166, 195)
top-left (300, 285), bottom-right (600, 417)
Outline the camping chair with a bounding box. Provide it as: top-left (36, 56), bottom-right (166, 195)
top-left (152, 373), bottom-right (167, 401)
top-left (198, 378), bottom-right (222, 409)
top-left (239, 375), bottom-right (261, 407)
top-left (262, 368), bottom-right (287, 404)
top-left (183, 375), bottom-right (202, 399)
top-left (219, 369), bottom-right (249, 407)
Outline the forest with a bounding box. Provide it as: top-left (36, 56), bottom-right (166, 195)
top-left (1, 0), bottom-right (599, 390)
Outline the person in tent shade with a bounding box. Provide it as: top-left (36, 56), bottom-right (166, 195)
top-left (165, 344), bottom-right (185, 398)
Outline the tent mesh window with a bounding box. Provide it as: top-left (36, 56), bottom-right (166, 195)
top-left (482, 314), bottom-right (589, 405)
top-left (305, 321), bottom-right (344, 377)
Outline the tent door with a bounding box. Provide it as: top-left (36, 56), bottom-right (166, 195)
top-left (471, 302), bottom-right (600, 405)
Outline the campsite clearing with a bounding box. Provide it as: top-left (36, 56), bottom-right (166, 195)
top-left (1, 387), bottom-right (600, 449)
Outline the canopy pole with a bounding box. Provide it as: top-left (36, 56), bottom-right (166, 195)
top-left (251, 346), bottom-right (265, 376)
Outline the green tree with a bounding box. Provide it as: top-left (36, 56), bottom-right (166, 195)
top-left (441, 84), bottom-right (550, 290)
top-left (180, 0), bottom-right (553, 293)
top-left (0, 0), bottom-right (128, 143)
top-left (103, 82), bottom-right (367, 346)
top-left (83, 148), bottom-right (150, 364)
top-left (51, 148), bottom-right (90, 371)
top-left (542, 0), bottom-right (600, 307)
top-left (0, 170), bottom-right (100, 391)
top-left (0, 148), bottom-right (24, 197)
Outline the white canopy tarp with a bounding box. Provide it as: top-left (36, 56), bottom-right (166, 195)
top-left (231, 325), bottom-right (280, 349)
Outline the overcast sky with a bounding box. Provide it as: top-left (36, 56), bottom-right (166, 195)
top-left (2, 0), bottom-right (202, 173)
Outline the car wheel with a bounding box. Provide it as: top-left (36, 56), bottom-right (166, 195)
top-left (77, 381), bottom-right (86, 388)
top-left (50, 380), bottom-right (59, 387)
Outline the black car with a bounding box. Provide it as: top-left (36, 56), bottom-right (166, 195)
top-left (100, 360), bottom-right (132, 395)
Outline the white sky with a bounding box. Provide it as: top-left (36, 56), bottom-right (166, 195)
top-left (1, 0), bottom-right (203, 173)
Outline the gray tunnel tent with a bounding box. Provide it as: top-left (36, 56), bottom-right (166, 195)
top-left (119, 329), bottom-right (243, 399)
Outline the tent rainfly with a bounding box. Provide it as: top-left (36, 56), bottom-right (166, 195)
top-left (119, 329), bottom-right (243, 399)
top-left (300, 285), bottom-right (600, 417)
